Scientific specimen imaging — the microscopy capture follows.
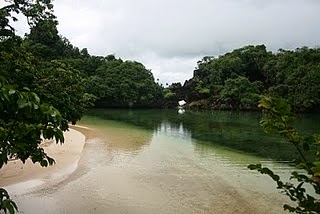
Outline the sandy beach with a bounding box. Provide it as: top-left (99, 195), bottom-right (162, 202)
top-left (0, 127), bottom-right (87, 187)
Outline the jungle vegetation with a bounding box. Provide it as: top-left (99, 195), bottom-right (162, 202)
top-left (168, 45), bottom-right (320, 112)
top-left (1, 0), bottom-right (320, 213)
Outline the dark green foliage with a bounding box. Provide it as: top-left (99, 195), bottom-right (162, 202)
top-left (184, 45), bottom-right (320, 112)
top-left (0, 0), bottom-right (55, 33)
top-left (248, 97), bottom-right (320, 213)
top-left (182, 45), bottom-right (270, 109)
top-left (0, 78), bottom-right (66, 168)
top-left (64, 55), bottom-right (105, 76)
top-left (0, 188), bottom-right (17, 214)
top-left (86, 56), bottom-right (163, 108)
top-left (22, 16), bottom-right (162, 109)
top-left (0, 38), bottom-right (94, 125)
top-left (220, 75), bottom-right (260, 109)
top-left (0, 78), bottom-right (67, 214)
top-left (31, 60), bottom-right (96, 124)
top-left (24, 18), bottom-right (82, 60)
top-left (0, 1), bottom-right (95, 213)
top-left (267, 48), bottom-right (320, 112)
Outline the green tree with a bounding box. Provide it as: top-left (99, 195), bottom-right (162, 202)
top-left (184, 45), bottom-right (271, 108)
top-left (220, 75), bottom-right (260, 109)
top-left (24, 17), bottom-right (82, 60)
top-left (195, 80), bottom-right (210, 98)
top-left (87, 56), bottom-right (163, 108)
top-left (184, 45), bottom-right (320, 111)
top-left (31, 60), bottom-right (96, 124)
top-left (0, 78), bottom-right (67, 213)
top-left (267, 47), bottom-right (320, 112)
top-left (249, 97), bottom-right (320, 213)
top-left (0, 1), bottom-right (93, 213)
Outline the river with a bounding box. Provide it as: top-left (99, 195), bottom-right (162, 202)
top-left (7, 109), bottom-right (320, 213)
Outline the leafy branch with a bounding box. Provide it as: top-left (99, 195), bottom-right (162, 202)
top-left (0, 78), bottom-right (67, 213)
top-left (248, 96), bottom-right (320, 213)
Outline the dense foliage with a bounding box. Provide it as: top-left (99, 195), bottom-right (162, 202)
top-left (249, 97), bottom-right (320, 213)
top-left (85, 55), bottom-right (164, 108)
top-left (1, 0), bottom-right (320, 213)
top-left (1, 0), bottom-right (94, 213)
top-left (170, 45), bottom-right (320, 112)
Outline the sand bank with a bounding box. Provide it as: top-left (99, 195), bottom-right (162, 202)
top-left (0, 127), bottom-right (86, 187)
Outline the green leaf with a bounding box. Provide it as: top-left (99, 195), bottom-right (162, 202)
top-left (54, 130), bottom-right (64, 144)
top-left (291, 171), bottom-right (299, 178)
top-left (11, 201), bottom-right (18, 212)
top-left (31, 92), bottom-right (40, 103)
top-left (8, 89), bottom-right (15, 95)
top-left (7, 202), bottom-right (14, 214)
top-left (248, 164), bottom-right (261, 170)
top-left (17, 98), bottom-right (28, 109)
top-left (47, 156), bottom-right (55, 165)
top-left (40, 160), bottom-right (48, 167)
top-left (271, 174), bottom-right (280, 182)
top-left (297, 182), bottom-right (304, 189)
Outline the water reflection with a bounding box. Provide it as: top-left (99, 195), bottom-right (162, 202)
top-left (10, 110), bottom-right (303, 214)
top-left (177, 108), bottom-right (185, 114)
top-left (86, 109), bottom-right (320, 161)
top-left (79, 112), bottom-right (296, 174)
top-left (153, 120), bottom-right (292, 172)
top-left (156, 121), bottom-right (192, 140)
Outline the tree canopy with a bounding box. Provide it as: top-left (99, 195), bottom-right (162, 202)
top-left (86, 56), bottom-right (163, 108)
top-left (175, 45), bottom-right (320, 112)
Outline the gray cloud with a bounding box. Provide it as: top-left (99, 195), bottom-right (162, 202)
top-left (8, 0), bottom-right (320, 84)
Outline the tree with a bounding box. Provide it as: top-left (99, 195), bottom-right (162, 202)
top-left (267, 47), bottom-right (320, 112)
top-left (220, 75), bottom-right (260, 109)
top-left (0, 77), bottom-right (67, 213)
top-left (248, 97), bottom-right (320, 213)
top-left (183, 45), bottom-right (320, 111)
top-left (87, 56), bottom-right (163, 108)
top-left (30, 60), bottom-right (96, 124)
top-left (0, 0), bottom-right (55, 32)
top-left (0, 1), bottom-right (93, 213)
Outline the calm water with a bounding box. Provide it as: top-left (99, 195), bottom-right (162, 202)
top-left (85, 109), bottom-right (320, 161)
top-left (11, 109), bottom-right (320, 214)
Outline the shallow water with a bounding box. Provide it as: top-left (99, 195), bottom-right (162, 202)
top-left (10, 110), bottom-right (320, 213)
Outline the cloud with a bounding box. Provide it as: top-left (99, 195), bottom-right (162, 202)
top-left (7, 0), bottom-right (320, 84)
top-left (139, 53), bottom-right (200, 85)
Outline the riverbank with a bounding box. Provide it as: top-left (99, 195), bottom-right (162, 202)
top-left (0, 127), bottom-right (87, 187)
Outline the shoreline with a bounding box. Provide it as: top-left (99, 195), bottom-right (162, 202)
top-left (0, 126), bottom-right (88, 188)
top-left (0, 120), bottom-right (290, 213)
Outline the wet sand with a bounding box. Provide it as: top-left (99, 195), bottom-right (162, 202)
top-left (0, 127), bottom-right (86, 187)
top-left (0, 122), bottom-right (289, 214)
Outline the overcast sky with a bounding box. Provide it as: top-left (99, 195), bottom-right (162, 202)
top-left (11, 0), bottom-right (320, 84)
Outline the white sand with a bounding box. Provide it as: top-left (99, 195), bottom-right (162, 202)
top-left (0, 128), bottom-right (86, 187)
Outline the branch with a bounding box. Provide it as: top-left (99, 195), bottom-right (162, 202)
top-left (281, 117), bottom-right (313, 174)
